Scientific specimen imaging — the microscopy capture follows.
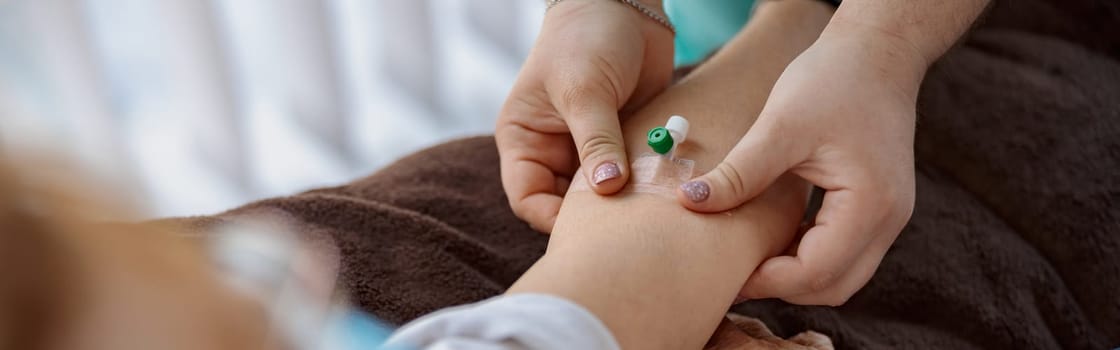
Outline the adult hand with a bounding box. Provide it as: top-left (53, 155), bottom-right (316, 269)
top-left (496, 0), bottom-right (674, 232)
top-left (677, 27), bottom-right (925, 305)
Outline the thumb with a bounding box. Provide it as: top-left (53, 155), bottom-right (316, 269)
top-left (557, 91), bottom-right (630, 195)
top-left (678, 121), bottom-right (805, 212)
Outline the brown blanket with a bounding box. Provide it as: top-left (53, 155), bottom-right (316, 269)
top-left (163, 1), bottom-right (1120, 348)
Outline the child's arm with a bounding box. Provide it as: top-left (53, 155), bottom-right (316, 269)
top-left (506, 1), bottom-right (835, 348)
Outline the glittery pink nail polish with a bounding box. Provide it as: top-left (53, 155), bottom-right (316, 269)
top-left (680, 180), bottom-right (710, 203)
top-left (593, 162), bottom-right (621, 185)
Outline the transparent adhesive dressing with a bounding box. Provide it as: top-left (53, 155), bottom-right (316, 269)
top-left (569, 115), bottom-right (697, 198)
top-left (569, 153), bottom-right (696, 198)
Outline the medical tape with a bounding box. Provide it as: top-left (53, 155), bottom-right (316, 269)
top-left (568, 153), bottom-right (696, 198)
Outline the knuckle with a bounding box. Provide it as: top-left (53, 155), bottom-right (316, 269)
top-left (590, 55), bottom-right (625, 92)
top-left (713, 162), bottom-right (750, 199)
top-left (558, 83), bottom-right (596, 111)
top-left (577, 131), bottom-right (621, 163)
top-left (554, 71), bottom-right (616, 112)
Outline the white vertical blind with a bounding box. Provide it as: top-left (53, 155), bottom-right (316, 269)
top-left (156, 0), bottom-right (244, 184)
top-left (0, 0), bottom-right (545, 217)
top-left (6, 0), bottom-right (118, 168)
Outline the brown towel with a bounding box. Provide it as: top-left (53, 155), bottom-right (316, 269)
top-left (159, 1), bottom-right (1120, 348)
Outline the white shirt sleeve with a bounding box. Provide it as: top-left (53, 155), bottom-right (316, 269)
top-left (382, 294), bottom-right (620, 350)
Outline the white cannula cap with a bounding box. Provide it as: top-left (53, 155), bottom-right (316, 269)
top-left (665, 115), bottom-right (690, 144)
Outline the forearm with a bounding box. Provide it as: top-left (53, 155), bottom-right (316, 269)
top-left (832, 0), bottom-right (988, 63)
top-left (820, 0), bottom-right (989, 94)
top-left (507, 1), bottom-right (834, 349)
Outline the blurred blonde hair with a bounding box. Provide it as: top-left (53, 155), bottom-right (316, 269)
top-left (0, 155), bottom-right (270, 350)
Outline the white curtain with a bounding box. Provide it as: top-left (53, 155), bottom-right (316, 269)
top-left (0, 0), bottom-right (543, 217)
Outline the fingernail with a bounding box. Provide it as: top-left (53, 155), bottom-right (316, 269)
top-left (680, 180), bottom-right (710, 203)
top-left (592, 162), bottom-right (621, 185)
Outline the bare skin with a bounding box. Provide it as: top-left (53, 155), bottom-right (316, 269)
top-left (496, 0), bottom-right (674, 231)
top-left (679, 0), bottom-right (991, 305)
top-left (501, 0), bottom-right (991, 308)
top-left (507, 2), bottom-right (835, 349)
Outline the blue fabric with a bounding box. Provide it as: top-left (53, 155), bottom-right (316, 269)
top-left (320, 309), bottom-right (397, 350)
top-left (665, 0), bottom-right (754, 66)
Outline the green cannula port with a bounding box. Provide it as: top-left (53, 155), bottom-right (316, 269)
top-left (647, 126), bottom-right (674, 154)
